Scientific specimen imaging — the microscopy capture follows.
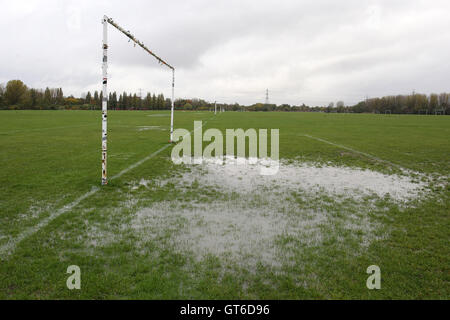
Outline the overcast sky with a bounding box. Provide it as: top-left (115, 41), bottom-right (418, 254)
top-left (1, 0), bottom-right (449, 106)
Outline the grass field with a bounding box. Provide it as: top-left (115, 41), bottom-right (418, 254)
top-left (0, 110), bottom-right (448, 299)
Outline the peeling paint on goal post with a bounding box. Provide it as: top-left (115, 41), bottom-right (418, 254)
top-left (101, 16), bottom-right (108, 185)
top-left (100, 15), bottom-right (175, 185)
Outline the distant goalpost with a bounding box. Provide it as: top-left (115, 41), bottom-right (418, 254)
top-left (101, 15), bottom-right (175, 185)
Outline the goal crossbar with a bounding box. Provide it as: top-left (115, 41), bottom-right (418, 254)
top-left (105, 17), bottom-right (174, 70)
top-left (101, 15), bottom-right (175, 185)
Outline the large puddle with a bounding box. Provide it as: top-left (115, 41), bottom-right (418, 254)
top-left (129, 159), bottom-right (427, 270)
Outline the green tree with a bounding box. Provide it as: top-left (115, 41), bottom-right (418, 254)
top-left (132, 93), bottom-right (138, 109)
top-left (165, 98), bottom-right (172, 110)
top-left (94, 91), bottom-right (99, 107)
top-left (128, 93), bottom-right (133, 109)
top-left (43, 87), bottom-right (52, 106)
top-left (336, 101), bottom-right (345, 112)
top-left (85, 91), bottom-right (92, 105)
top-left (144, 93), bottom-right (152, 109)
top-left (152, 94), bottom-right (157, 109)
top-left (157, 94), bottom-right (165, 110)
top-left (99, 91), bottom-right (103, 110)
top-left (118, 94), bottom-right (123, 109)
top-left (429, 93), bottom-right (439, 113)
top-left (111, 92), bottom-right (117, 109)
top-left (21, 90), bottom-right (32, 108)
top-left (0, 83), bottom-right (5, 107)
top-left (122, 91), bottom-right (128, 110)
top-left (138, 94), bottom-right (142, 109)
top-left (438, 93), bottom-right (449, 109)
top-left (29, 88), bottom-right (39, 108)
top-left (59, 88), bottom-right (64, 104)
top-left (5, 80), bottom-right (28, 106)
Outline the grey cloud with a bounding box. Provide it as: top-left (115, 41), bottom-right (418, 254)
top-left (1, 0), bottom-right (450, 105)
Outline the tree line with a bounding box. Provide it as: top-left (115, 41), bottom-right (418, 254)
top-left (0, 80), bottom-right (170, 110)
top-left (351, 93), bottom-right (449, 114)
top-left (0, 80), bottom-right (64, 109)
top-left (159, 96), bottom-right (449, 114)
top-left (0, 79), bottom-right (448, 114)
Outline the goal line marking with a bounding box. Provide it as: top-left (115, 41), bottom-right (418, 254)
top-left (0, 115), bottom-right (216, 257)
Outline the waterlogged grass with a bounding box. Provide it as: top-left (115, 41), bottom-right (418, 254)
top-left (0, 110), bottom-right (448, 299)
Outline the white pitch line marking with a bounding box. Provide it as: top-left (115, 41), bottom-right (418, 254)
top-left (302, 134), bottom-right (404, 170)
top-left (0, 186), bottom-right (99, 256)
top-left (0, 115), bottom-right (217, 257)
top-left (111, 144), bottom-right (171, 180)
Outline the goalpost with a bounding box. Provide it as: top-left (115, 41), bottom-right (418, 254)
top-left (101, 15), bottom-right (175, 185)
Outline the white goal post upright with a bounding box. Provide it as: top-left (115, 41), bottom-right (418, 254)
top-left (101, 17), bottom-right (108, 185)
top-left (101, 15), bottom-right (175, 185)
top-left (170, 69), bottom-right (175, 142)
